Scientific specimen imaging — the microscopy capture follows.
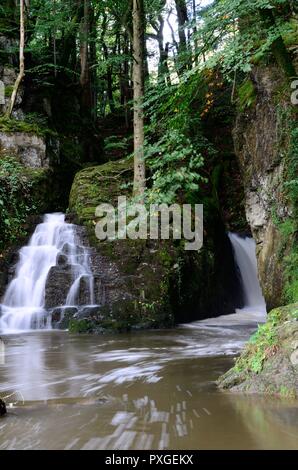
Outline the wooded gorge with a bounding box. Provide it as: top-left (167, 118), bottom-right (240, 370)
top-left (0, 0), bottom-right (298, 450)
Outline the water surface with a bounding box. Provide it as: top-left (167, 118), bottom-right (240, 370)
top-left (0, 316), bottom-right (297, 450)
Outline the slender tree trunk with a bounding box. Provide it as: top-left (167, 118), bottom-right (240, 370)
top-left (133, 0), bottom-right (146, 199)
top-left (192, 0), bottom-right (198, 67)
top-left (101, 11), bottom-right (115, 113)
top-left (80, 0), bottom-right (93, 115)
top-left (6, 0), bottom-right (25, 118)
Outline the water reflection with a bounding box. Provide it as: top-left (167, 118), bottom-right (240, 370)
top-left (0, 325), bottom-right (297, 450)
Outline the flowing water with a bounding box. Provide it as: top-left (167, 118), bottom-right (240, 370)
top-left (228, 233), bottom-right (266, 314)
top-left (0, 327), bottom-right (297, 450)
top-left (0, 226), bottom-right (297, 450)
top-left (0, 214), bottom-right (95, 333)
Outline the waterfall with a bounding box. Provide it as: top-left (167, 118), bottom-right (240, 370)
top-left (228, 233), bottom-right (266, 314)
top-left (0, 213), bottom-right (95, 332)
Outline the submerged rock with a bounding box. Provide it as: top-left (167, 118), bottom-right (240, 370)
top-left (218, 303), bottom-right (298, 397)
top-left (0, 399), bottom-right (6, 417)
top-left (51, 307), bottom-right (78, 329)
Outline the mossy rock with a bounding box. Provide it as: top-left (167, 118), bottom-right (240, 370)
top-left (68, 156), bottom-right (245, 333)
top-left (0, 154), bottom-right (57, 251)
top-left (0, 116), bottom-right (57, 138)
top-left (68, 298), bottom-right (173, 334)
top-left (69, 157), bottom-right (133, 226)
top-left (218, 303), bottom-right (298, 397)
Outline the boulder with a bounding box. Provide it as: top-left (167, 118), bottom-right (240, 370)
top-left (0, 132), bottom-right (48, 168)
top-left (68, 158), bottom-right (245, 333)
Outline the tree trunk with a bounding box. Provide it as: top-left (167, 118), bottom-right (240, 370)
top-left (133, 0), bottom-right (146, 199)
top-left (80, 0), bottom-right (93, 115)
top-left (6, 0), bottom-right (25, 118)
top-left (175, 0), bottom-right (188, 73)
top-left (192, 0), bottom-right (198, 67)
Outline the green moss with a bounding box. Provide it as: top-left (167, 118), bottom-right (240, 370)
top-left (4, 85), bottom-right (13, 98)
top-left (233, 304), bottom-right (298, 376)
top-left (68, 298), bottom-right (174, 334)
top-left (69, 319), bottom-right (94, 334)
top-left (69, 157), bottom-right (133, 225)
top-left (279, 385), bottom-right (296, 399)
top-left (0, 116), bottom-right (57, 137)
top-left (282, 19), bottom-right (298, 48)
top-left (237, 79), bottom-right (257, 111)
top-left (0, 154), bottom-right (55, 250)
top-left (218, 304), bottom-right (298, 395)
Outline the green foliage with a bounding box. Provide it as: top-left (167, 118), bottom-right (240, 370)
top-left (283, 247), bottom-right (298, 303)
top-left (0, 155), bottom-right (35, 249)
top-left (234, 307), bottom-right (284, 375)
top-left (104, 135), bottom-right (130, 153)
top-left (285, 127), bottom-right (298, 215)
top-left (145, 130), bottom-right (206, 204)
top-left (237, 79), bottom-right (257, 110)
top-left (281, 124), bottom-right (298, 303)
top-left (200, 0), bottom-right (297, 79)
top-left (234, 304), bottom-right (298, 376)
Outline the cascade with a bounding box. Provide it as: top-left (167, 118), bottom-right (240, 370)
top-left (0, 213), bottom-right (95, 332)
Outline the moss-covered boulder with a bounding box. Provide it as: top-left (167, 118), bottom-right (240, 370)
top-left (218, 304), bottom-right (298, 397)
top-left (68, 158), bottom-right (245, 333)
top-left (69, 157), bottom-right (133, 227)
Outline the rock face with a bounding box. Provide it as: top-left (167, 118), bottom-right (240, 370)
top-left (0, 62), bottom-right (24, 119)
top-left (0, 132), bottom-right (49, 168)
top-left (68, 158), bottom-right (245, 333)
top-left (233, 66), bottom-right (293, 309)
top-left (218, 303), bottom-right (298, 397)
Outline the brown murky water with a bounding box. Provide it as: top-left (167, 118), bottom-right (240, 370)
top-left (0, 314), bottom-right (297, 450)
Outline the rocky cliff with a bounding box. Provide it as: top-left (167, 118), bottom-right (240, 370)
top-left (219, 63), bottom-right (298, 397)
top-left (233, 65), bottom-right (297, 309)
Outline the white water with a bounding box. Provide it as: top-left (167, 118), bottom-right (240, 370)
top-left (184, 233), bottom-right (266, 333)
top-left (228, 233), bottom-right (266, 316)
top-left (0, 213), bottom-right (95, 333)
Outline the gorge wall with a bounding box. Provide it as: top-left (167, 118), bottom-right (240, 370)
top-left (233, 65), bottom-right (297, 310)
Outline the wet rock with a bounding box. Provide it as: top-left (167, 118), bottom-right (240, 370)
top-left (45, 266), bottom-right (74, 309)
top-left (0, 399), bottom-right (7, 417)
top-left (233, 65), bottom-right (293, 309)
top-left (75, 306), bottom-right (103, 320)
top-left (57, 253), bottom-right (68, 267)
top-left (52, 307), bottom-right (78, 330)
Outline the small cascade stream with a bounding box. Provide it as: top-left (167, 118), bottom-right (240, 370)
top-left (0, 213), bottom-right (95, 332)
